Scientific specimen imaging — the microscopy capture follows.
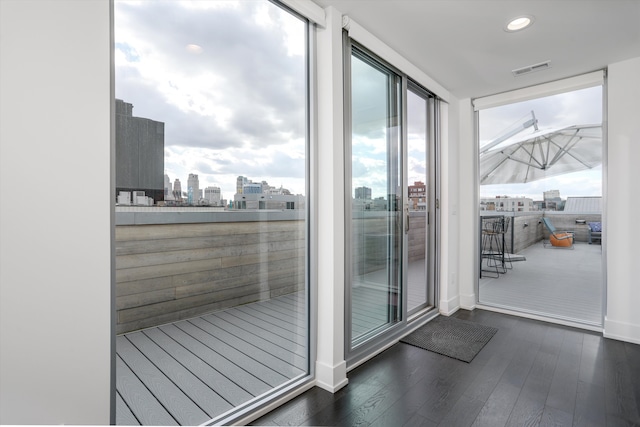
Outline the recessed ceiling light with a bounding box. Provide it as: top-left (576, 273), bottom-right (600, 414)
top-left (505, 15), bottom-right (534, 32)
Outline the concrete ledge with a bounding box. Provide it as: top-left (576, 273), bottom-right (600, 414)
top-left (116, 207), bottom-right (304, 225)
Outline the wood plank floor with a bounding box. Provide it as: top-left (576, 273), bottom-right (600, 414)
top-left (252, 309), bottom-right (640, 427)
top-left (480, 242), bottom-right (603, 326)
top-left (116, 293), bottom-right (308, 425)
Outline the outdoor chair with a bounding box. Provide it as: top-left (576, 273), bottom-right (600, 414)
top-left (480, 216), bottom-right (508, 278)
top-left (588, 221), bottom-right (602, 244)
top-left (542, 217), bottom-right (574, 249)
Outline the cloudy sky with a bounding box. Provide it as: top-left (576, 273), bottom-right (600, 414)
top-left (479, 85), bottom-right (603, 201)
top-left (115, 0), bottom-right (602, 204)
top-left (350, 55), bottom-right (430, 200)
top-left (115, 0), bottom-right (307, 199)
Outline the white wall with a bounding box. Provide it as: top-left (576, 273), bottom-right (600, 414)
top-left (315, 5), bottom-right (348, 392)
top-left (0, 1), bottom-right (113, 424)
top-left (456, 98), bottom-right (477, 309)
top-left (439, 99), bottom-right (463, 314)
top-left (604, 56), bottom-right (640, 344)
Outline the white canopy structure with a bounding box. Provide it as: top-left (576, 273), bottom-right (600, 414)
top-left (479, 124), bottom-right (602, 185)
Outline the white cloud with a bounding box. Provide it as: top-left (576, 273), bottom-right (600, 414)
top-left (115, 0), bottom-right (307, 198)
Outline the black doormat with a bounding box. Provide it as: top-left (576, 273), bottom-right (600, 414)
top-left (400, 316), bottom-right (498, 363)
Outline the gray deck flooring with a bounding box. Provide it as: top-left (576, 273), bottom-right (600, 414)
top-left (116, 293), bottom-right (308, 426)
top-left (479, 241), bottom-right (603, 326)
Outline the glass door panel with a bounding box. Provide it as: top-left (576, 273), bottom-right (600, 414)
top-left (406, 86), bottom-right (430, 314)
top-left (349, 50), bottom-right (402, 346)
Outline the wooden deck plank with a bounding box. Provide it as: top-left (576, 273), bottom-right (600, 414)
top-left (117, 292), bottom-right (310, 425)
top-left (143, 328), bottom-right (253, 406)
top-left (234, 305), bottom-right (306, 338)
top-left (191, 317), bottom-right (306, 377)
top-left (352, 304), bottom-right (389, 324)
top-left (248, 298), bottom-right (306, 323)
top-left (174, 320), bottom-right (290, 387)
top-left (246, 302), bottom-right (307, 330)
top-left (125, 331), bottom-right (233, 418)
top-left (352, 306), bottom-right (388, 324)
top-left (201, 313), bottom-right (307, 369)
top-left (158, 323), bottom-right (272, 396)
top-left (117, 336), bottom-right (210, 426)
top-left (271, 291), bottom-right (307, 313)
top-left (210, 310), bottom-right (307, 357)
top-left (238, 304), bottom-right (306, 336)
top-left (258, 297), bottom-right (306, 320)
top-left (115, 355), bottom-right (177, 426)
top-left (116, 390), bottom-right (140, 426)
top-left (223, 308), bottom-right (306, 346)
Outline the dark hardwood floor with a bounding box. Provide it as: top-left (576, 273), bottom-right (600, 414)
top-left (252, 309), bottom-right (640, 427)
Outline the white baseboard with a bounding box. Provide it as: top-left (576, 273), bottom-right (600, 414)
top-left (439, 295), bottom-right (460, 316)
top-left (604, 317), bottom-right (640, 345)
top-left (476, 304), bottom-right (603, 332)
top-left (459, 292), bottom-right (476, 310)
top-left (315, 360), bottom-right (348, 393)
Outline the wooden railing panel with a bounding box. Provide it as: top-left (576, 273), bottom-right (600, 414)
top-left (116, 219), bottom-right (305, 334)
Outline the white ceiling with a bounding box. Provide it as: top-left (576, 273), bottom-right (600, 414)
top-left (311, 0), bottom-right (640, 99)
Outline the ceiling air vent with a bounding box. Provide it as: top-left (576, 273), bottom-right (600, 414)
top-left (512, 60), bottom-right (551, 77)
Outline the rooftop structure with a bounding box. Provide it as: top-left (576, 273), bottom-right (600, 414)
top-left (564, 196), bottom-right (603, 213)
top-left (115, 99), bottom-right (165, 203)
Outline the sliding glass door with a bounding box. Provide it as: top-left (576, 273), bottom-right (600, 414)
top-left (347, 48), bottom-right (402, 345)
top-left (406, 83), bottom-right (435, 316)
top-left (346, 43), bottom-right (437, 355)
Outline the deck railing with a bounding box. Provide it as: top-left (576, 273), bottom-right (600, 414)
top-left (481, 210), bottom-right (602, 254)
top-left (115, 209), bottom-right (305, 334)
top-left (117, 208), bottom-right (598, 334)
top-left (116, 207), bottom-right (428, 334)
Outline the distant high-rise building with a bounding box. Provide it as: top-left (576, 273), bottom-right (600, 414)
top-left (237, 176), bottom-right (248, 194)
top-left (355, 186), bottom-right (372, 200)
top-left (187, 173), bottom-right (199, 205)
top-left (408, 181), bottom-right (426, 210)
top-left (115, 99), bottom-right (165, 203)
top-left (204, 186), bottom-right (221, 205)
top-left (233, 177), bottom-right (300, 210)
top-left (543, 189), bottom-right (562, 211)
top-left (164, 174), bottom-right (172, 199)
top-left (544, 190), bottom-right (560, 200)
top-left (243, 183), bottom-right (262, 194)
top-left (173, 178), bottom-right (182, 201)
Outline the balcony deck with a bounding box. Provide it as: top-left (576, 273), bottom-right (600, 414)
top-left (116, 292), bottom-right (308, 425)
top-left (479, 241), bottom-right (603, 326)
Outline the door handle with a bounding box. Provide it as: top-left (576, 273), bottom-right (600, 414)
top-left (405, 205), bottom-right (410, 233)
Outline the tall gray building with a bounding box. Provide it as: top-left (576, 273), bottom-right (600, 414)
top-left (115, 99), bottom-right (164, 202)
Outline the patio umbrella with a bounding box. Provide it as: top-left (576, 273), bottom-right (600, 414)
top-left (479, 124), bottom-right (602, 185)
